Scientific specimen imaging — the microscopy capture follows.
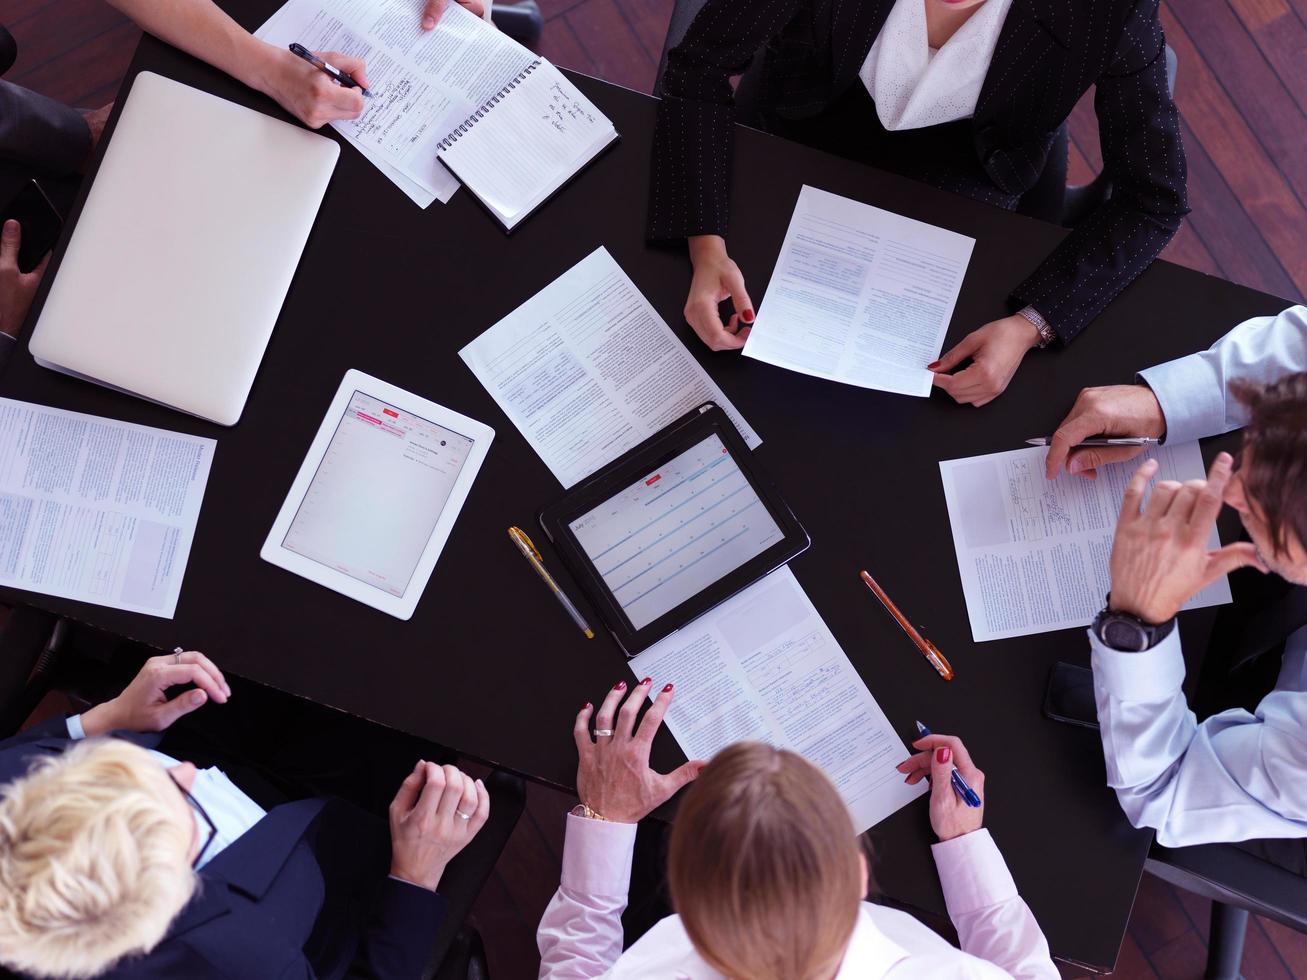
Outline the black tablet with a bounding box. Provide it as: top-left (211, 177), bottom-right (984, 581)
top-left (538, 403), bottom-right (809, 655)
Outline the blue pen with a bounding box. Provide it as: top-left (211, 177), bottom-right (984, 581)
top-left (915, 721), bottom-right (982, 808)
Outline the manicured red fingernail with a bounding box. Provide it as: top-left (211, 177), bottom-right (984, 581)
top-left (584, 702), bottom-right (592, 711)
top-left (663, 683), bottom-right (674, 692)
top-left (927, 360), bottom-right (941, 369)
top-left (742, 309), bottom-right (755, 323)
top-left (640, 677), bottom-right (652, 686)
top-left (614, 680), bottom-right (626, 691)
top-left (936, 747), bottom-right (951, 764)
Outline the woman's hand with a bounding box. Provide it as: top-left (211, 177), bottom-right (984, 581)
top-left (896, 732), bottom-right (985, 842)
top-left (420, 0), bottom-right (488, 29)
top-left (573, 679), bottom-right (704, 823)
top-left (80, 651), bottom-right (231, 736)
top-left (930, 315), bottom-right (1041, 407)
top-left (684, 235), bottom-right (754, 352)
top-left (389, 761), bottom-right (490, 890)
top-left (254, 44), bottom-right (369, 129)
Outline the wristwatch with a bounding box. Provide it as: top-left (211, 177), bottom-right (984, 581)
top-left (570, 802), bottom-right (607, 821)
top-left (1092, 598), bottom-right (1176, 652)
top-left (1016, 306), bottom-right (1056, 348)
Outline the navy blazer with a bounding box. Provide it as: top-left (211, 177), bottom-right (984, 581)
top-left (649, 0), bottom-right (1189, 344)
top-left (0, 719), bottom-right (443, 979)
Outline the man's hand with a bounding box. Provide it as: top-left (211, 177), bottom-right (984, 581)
top-left (1045, 384), bottom-right (1167, 480)
top-left (930, 315), bottom-right (1041, 407)
top-left (1108, 453), bottom-right (1266, 624)
top-left (573, 679), bottom-right (703, 823)
top-left (896, 733), bottom-right (985, 842)
top-left (80, 651), bottom-right (232, 737)
top-left (389, 761), bottom-right (489, 890)
top-left (0, 220), bottom-right (49, 340)
top-left (255, 46), bottom-right (369, 129)
top-left (420, 0), bottom-right (488, 29)
top-left (683, 235), bottom-right (754, 352)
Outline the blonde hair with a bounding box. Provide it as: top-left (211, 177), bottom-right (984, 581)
top-left (0, 738), bottom-right (197, 979)
top-left (668, 743), bottom-right (864, 980)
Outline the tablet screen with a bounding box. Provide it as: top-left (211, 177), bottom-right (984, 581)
top-left (568, 434), bottom-right (784, 629)
top-left (282, 391), bottom-right (476, 597)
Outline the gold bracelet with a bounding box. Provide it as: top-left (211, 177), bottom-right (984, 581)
top-left (570, 802), bottom-right (607, 821)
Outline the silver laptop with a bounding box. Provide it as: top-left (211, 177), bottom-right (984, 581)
top-left (30, 72), bottom-right (339, 426)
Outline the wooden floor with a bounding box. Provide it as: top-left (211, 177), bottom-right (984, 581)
top-left (6, 0), bottom-right (1307, 976)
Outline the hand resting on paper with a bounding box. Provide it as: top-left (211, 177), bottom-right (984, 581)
top-left (896, 732), bottom-right (985, 842)
top-left (572, 678), bottom-right (705, 823)
top-left (420, 0), bottom-right (489, 31)
top-left (930, 314), bottom-right (1041, 408)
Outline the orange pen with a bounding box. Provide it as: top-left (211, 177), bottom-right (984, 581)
top-left (859, 569), bottom-right (954, 681)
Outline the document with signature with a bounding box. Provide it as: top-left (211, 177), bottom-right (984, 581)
top-left (0, 400), bottom-right (215, 618)
top-left (744, 185), bottom-right (974, 396)
top-left (628, 566), bottom-right (926, 834)
top-left (461, 247), bottom-right (759, 487)
top-left (940, 442), bottom-right (1232, 642)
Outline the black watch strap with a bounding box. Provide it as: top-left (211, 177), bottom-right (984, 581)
top-left (1093, 596), bottom-right (1176, 652)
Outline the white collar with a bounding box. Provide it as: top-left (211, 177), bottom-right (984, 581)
top-left (610, 907), bottom-right (911, 979)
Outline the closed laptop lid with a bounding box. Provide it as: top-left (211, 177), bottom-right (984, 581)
top-left (29, 71), bottom-right (339, 426)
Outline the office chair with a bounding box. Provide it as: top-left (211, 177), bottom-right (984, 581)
top-left (0, 25), bottom-right (16, 76)
top-left (653, 0), bottom-right (1177, 229)
top-left (0, 609), bottom-right (521, 980)
top-left (491, 1), bottom-right (544, 46)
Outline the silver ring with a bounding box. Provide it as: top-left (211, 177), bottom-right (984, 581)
top-left (593, 728), bottom-right (614, 738)
top-left (173, 648), bottom-right (183, 664)
top-left (455, 810), bottom-right (472, 820)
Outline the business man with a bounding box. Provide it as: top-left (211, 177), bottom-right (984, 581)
top-left (0, 651), bottom-right (489, 979)
top-left (1045, 305), bottom-right (1307, 852)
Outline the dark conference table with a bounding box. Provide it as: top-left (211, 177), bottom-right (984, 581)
top-left (3, 6), bottom-right (1294, 971)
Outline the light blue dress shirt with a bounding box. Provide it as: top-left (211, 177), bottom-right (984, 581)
top-left (1089, 305), bottom-right (1307, 846)
top-left (66, 715), bottom-right (265, 869)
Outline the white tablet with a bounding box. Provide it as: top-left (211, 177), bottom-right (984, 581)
top-left (261, 370), bottom-right (494, 619)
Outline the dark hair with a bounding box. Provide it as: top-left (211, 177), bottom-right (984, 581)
top-left (1232, 370), bottom-right (1307, 557)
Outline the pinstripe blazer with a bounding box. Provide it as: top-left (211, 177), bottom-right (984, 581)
top-left (648, 0), bottom-right (1189, 344)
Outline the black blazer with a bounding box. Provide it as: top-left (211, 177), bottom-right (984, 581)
top-left (0, 719), bottom-right (441, 979)
top-left (649, 0), bottom-right (1189, 343)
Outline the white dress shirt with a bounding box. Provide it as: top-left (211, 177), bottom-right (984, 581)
top-left (860, 0), bottom-right (1015, 131)
top-left (66, 715), bottom-right (266, 869)
top-left (536, 814), bottom-right (1057, 979)
top-left (1091, 305), bottom-right (1307, 846)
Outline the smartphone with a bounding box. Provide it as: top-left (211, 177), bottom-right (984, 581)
top-left (1043, 661), bottom-right (1100, 730)
top-left (1, 180), bottom-right (63, 274)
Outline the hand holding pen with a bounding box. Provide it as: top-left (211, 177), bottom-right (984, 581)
top-left (896, 727), bottom-right (985, 842)
top-left (271, 44), bottom-right (371, 130)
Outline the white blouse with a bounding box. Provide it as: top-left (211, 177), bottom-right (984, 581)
top-left (860, 0), bottom-right (1016, 131)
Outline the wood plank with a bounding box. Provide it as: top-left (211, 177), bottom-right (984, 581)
top-left (536, 14), bottom-right (597, 76)
top-left (1161, 221), bottom-right (1225, 278)
top-left (1162, 0), bottom-right (1307, 209)
top-left (2, 0), bottom-right (61, 32)
top-left (1262, 917), bottom-right (1307, 977)
top-left (1227, 0), bottom-right (1307, 119)
top-left (1066, 136), bottom-right (1097, 187)
top-left (1148, 929), bottom-right (1210, 978)
top-left (536, 0), bottom-right (597, 22)
top-left (1113, 932), bottom-right (1163, 980)
top-left (7, 1), bottom-right (129, 84)
top-left (1130, 874), bottom-right (1198, 956)
top-left (1160, 4), bottom-right (1307, 296)
top-left (616, 0), bottom-right (674, 68)
top-left (564, 0), bottom-right (657, 94)
top-left (1241, 917), bottom-right (1296, 980)
top-left (9, 22), bottom-right (139, 109)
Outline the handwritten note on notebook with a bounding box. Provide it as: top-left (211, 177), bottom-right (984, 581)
top-left (0, 400), bottom-right (214, 618)
top-left (460, 247), bottom-right (759, 487)
top-left (939, 442), bottom-right (1233, 641)
top-left (744, 185), bottom-right (974, 396)
top-left (630, 566), bottom-right (926, 834)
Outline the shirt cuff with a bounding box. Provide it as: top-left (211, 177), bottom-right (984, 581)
top-left (561, 812), bottom-right (638, 899)
top-left (1088, 624), bottom-right (1186, 702)
top-left (66, 714), bottom-right (86, 740)
top-left (1138, 353), bottom-right (1226, 446)
top-left (930, 829), bottom-right (1018, 916)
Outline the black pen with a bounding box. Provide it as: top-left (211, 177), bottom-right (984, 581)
top-left (289, 42), bottom-right (371, 97)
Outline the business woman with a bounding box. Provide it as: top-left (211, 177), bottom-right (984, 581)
top-left (537, 680), bottom-right (1057, 978)
top-left (651, 0), bottom-right (1188, 406)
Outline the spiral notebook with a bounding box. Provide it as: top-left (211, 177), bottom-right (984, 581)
top-left (436, 60), bottom-right (617, 230)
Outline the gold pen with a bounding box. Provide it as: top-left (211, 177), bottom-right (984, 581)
top-left (859, 569), bottom-right (954, 681)
top-left (508, 527), bottom-right (594, 639)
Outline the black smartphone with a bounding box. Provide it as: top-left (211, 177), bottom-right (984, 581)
top-left (1043, 661), bottom-right (1100, 730)
top-left (2, 180), bottom-right (63, 274)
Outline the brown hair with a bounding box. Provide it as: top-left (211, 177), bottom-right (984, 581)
top-left (667, 743), bottom-right (864, 980)
top-left (1232, 370), bottom-right (1307, 557)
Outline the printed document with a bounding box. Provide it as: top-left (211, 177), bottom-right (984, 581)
top-left (256, 0), bottom-right (535, 207)
top-left (460, 247), bottom-right (760, 487)
top-left (744, 185), bottom-right (974, 396)
top-left (0, 400), bottom-right (215, 618)
top-left (940, 442), bottom-right (1233, 642)
top-left (629, 566), bottom-right (926, 834)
